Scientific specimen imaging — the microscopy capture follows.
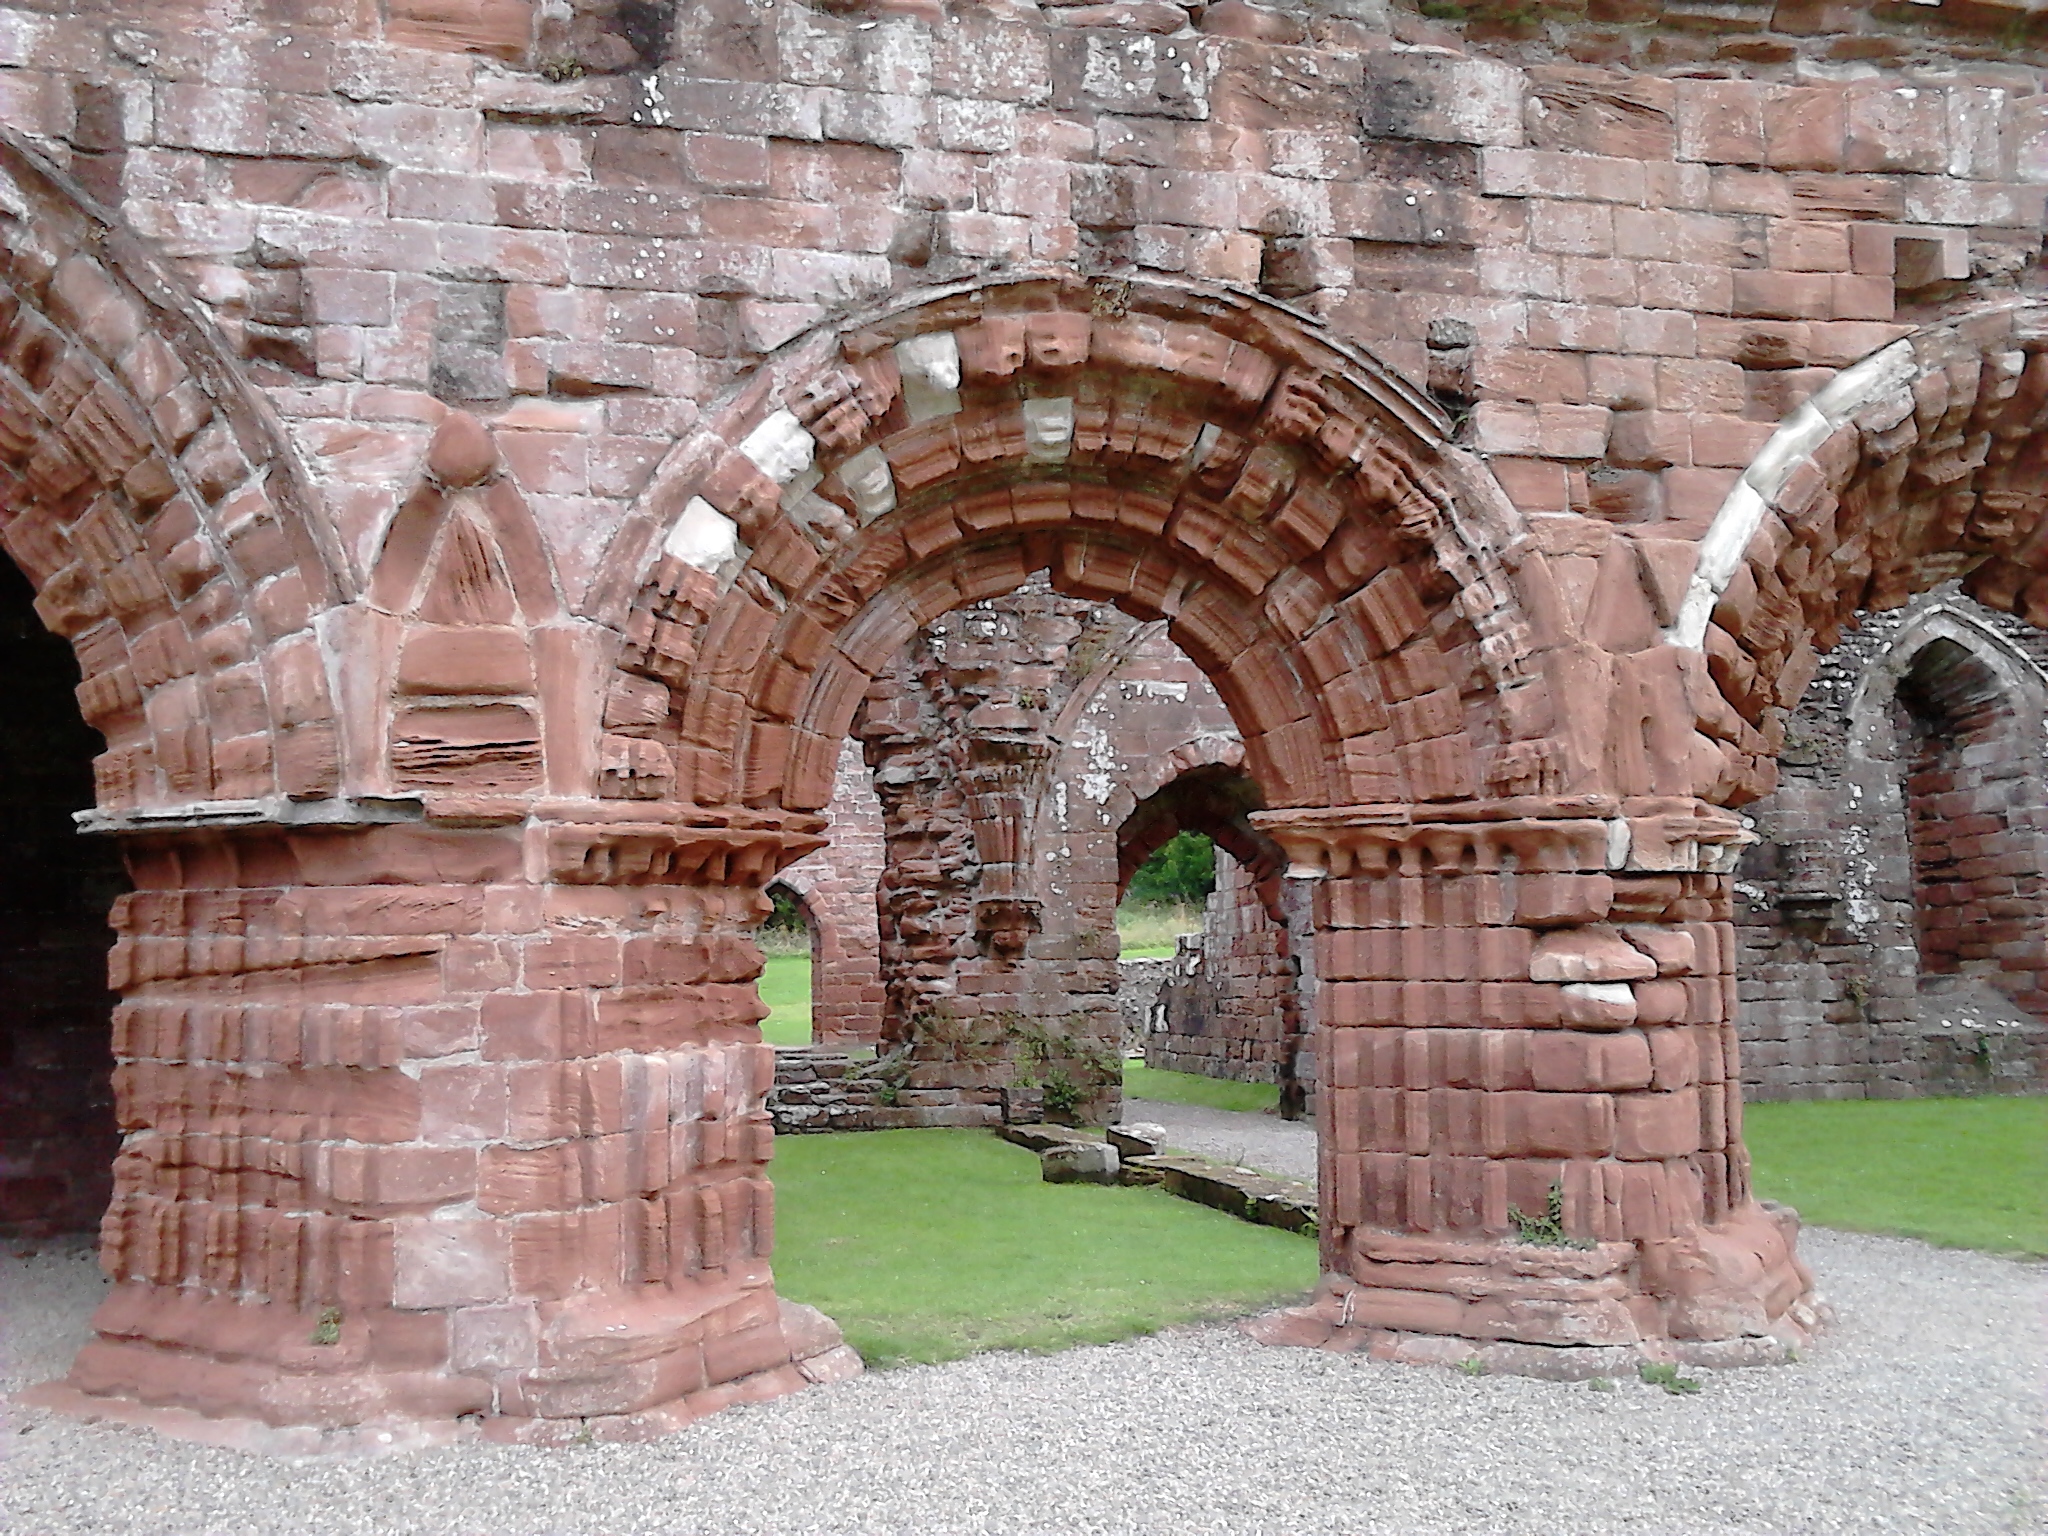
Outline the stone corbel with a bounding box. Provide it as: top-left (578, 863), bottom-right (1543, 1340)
top-left (536, 810), bottom-right (827, 887)
top-left (973, 896), bottom-right (1042, 958)
top-left (1252, 795), bottom-right (1754, 880)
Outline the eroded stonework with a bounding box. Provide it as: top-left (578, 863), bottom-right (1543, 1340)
top-left (1736, 585), bottom-right (2048, 1096)
top-left (0, 0), bottom-right (2035, 1449)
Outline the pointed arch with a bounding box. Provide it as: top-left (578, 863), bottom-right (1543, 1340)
top-left (364, 412), bottom-right (567, 808)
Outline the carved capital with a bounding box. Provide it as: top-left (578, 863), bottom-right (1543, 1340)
top-left (1252, 797), bottom-right (1752, 880)
top-left (536, 809), bottom-right (826, 886)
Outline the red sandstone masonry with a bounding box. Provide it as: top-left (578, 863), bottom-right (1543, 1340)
top-left (0, 0), bottom-right (2038, 1447)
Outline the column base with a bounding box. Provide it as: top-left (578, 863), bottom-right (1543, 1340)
top-left (1249, 1200), bottom-right (1822, 1379)
top-left (17, 1285), bottom-right (861, 1455)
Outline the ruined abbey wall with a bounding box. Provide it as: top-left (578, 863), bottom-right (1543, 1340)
top-left (1735, 585), bottom-right (2048, 1096)
top-left (0, 0), bottom-right (2038, 1451)
top-left (770, 738), bottom-right (887, 1049)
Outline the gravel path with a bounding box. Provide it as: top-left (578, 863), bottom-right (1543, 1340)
top-left (4, 1114), bottom-right (2043, 1536)
top-left (1125, 1096), bottom-right (1318, 1182)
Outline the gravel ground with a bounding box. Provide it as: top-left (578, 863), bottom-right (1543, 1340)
top-left (4, 1124), bottom-right (2042, 1536)
top-left (1125, 1096), bottom-right (1318, 1183)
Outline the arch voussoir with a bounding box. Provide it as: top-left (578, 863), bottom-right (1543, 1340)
top-left (1677, 301), bottom-right (2048, 807)
top-left (595, 275), bottom-right (1559, 825)
top-left (0, 136), bottom-right (347, 819)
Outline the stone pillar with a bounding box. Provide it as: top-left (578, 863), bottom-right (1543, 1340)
top-left (28, 815), bottom-right (855, 1451)
top-left (1251, 797), bottom-right (1818, 1373)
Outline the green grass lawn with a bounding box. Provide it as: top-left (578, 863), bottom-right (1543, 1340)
top-left (760, 953), bottom-right (811, 1046)
top-left (1115, 899), bottom-right (1203, 955)
top-left (1122, 1062), bottom-right (1280, 1114)
top-left (769, 1128), bottom-right (1316, 1367)
top-left (1744, 1095), bottom-right (2048, 1257)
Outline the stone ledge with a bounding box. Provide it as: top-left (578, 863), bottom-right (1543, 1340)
top-left (1123, 1153), bottom-right (1319, 1234)
top-left (997, 1123), bottom-right (1106, 1154)
top-left (1000, 1128), bottom-right (1318, 1232)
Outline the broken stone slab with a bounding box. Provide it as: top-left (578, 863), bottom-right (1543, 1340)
top-left (1106, 1121), bottom-right (1166, 1158)
top-left (1040, 1141), bottom-right (1121, 1184)
top-left (1122, 1153), bottom-right (1318, 1233)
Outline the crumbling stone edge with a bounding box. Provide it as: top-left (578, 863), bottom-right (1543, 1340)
top-left (1242, 1277), bottom-right (1829, 1383)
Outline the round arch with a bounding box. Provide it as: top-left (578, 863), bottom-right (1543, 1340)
top-left (586, 273), bottom-right (1560, 824)
top-left (0, 132), bottom-right (345, 816)
top-left (1670, 301), bottom-right (2048, 806)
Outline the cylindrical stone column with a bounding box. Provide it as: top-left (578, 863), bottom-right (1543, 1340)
top-left (28, 816), bottom-right (854, 1450)
top-left (1252, 797), bottom-right (1817, 1372)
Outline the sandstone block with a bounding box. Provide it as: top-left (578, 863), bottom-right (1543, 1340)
top-left (1560, 982), bottom-right (1639, 1030)
top-left (1041, 1141), bottom-right (1121, 1184)
top-left (1531, 929), bottom-right (1659, 984)
top-left (1107, 1122), bottom-right (1167, 1157)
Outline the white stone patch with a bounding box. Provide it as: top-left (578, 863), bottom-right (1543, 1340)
top-left (895, 332), bottom-right (962, 422)
top-left (1022, 397), bottom-right (1075, 462)
top-left (665, 496), bottom-right (739, 572)
top-left (1563, 981), bottom-right (1635, 1008)
top-left (1669, 339), bottom-right (1919, 649)
top-left (1604, 818), bottom-right (1632, 869)
top-left (840, 444), bottom-right (897, 520)
top-left (1187, 422), bottom-right (1222, 470)
top-left (739, 409), bottom-right (815, 485)
top-left (1120, 679), bottom-right (1189, 702)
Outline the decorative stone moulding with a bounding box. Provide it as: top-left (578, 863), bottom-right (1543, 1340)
top-left (540, 814), bottom-right (827, 887)
top-left (1251, 796), bottom-right (1754, 881)
top-left (1669, 302), bottom-right (2048, 809)
top-left (589, 272), bottom-right (1570, 827)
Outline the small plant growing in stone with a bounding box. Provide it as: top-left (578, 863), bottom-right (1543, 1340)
top-left (1639, 1362), bottom-right (1702, 1395)
top-left (1456, 1356), bottom-right (1486, 1377)
top-left (1508, 1183), bottom-right (1592, 1248)
top-left (1041, 1066), bottom-right (1082, 1118)
top-left (311, 1306), bottom-right (342, 1346)
top-left (1588, 1376), bottom-right (1616, 1392)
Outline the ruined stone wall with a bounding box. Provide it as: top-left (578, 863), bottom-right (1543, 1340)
top-left (1146, 850), bottom-right (1296, 1083)
top-left (0, 0), bottom-right (2043, 1447)
top-left (770, 737), bottom-right (885, 1047)
top-left (768, 585), bottom-right (1263, 1125)
top-left (0, 0), bottom-right (2034, 619)
top-left (1736, 587), bottom-right (2048, 1098)
top-left (854, 584), bottom-right (1125, 1124)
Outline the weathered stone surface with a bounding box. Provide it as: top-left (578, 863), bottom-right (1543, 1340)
top-left (1041, 1140), bottom-right (1121, 1184)
top-left (1124, 1152), bottom-right (1317, 1233)
top-left (1106, 1122), bottom-right (1167, 1158)
top-left (3, 0), bottom-right (2044, 1453)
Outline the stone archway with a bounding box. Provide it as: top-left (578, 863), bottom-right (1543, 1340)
top-left (1671, 301), bottom-right (2048, 809)
top-left (572, 273), bottom-right (1818, 1386)
top-left (0, 137), bottom-right (348, 1237)
top-left (0, 136), bottom-right (345, 815)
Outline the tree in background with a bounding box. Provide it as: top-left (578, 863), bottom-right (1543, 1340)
top-left (1124, 832), bottom-right (1216, 906)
